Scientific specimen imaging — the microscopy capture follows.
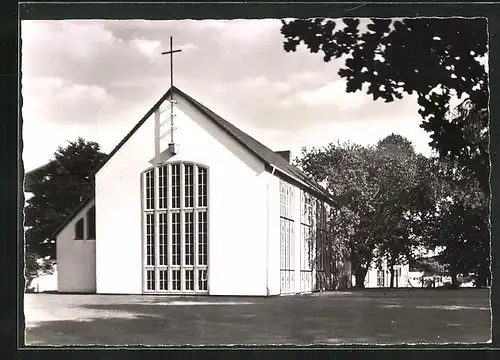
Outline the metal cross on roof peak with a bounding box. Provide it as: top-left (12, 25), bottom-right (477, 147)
top-left (161, 36), bottom-right (182, 144)
top-left (161, 36), bottom-right (182, 92)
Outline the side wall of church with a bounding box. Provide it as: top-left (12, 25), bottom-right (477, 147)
top-left (266, 173), bottom-right (281, 295)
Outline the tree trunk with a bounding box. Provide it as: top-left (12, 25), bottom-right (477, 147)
top-left (475, 265), bottom-right (489, 288)
top-left (450, 264), bottom-right (459, 289)
top-left (325, 245), bottom-right (334, 290)
top-left (354, 266), bottom-right (368, 289)
top-left (389, 266), bottom-right (395, 289)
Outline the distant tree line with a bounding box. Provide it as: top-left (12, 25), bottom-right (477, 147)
top-left (24, 138), bottom-right (108, 280)
top-left (295, 132), bottom-right (489, 289)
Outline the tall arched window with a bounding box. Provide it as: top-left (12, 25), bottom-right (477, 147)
top-left (142, 162), bottom-right (209, 294)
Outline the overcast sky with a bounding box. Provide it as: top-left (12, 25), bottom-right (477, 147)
top-left (21, 19), bottom-right (436, 172)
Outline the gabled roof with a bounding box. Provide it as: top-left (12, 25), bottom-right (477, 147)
top-left (51, 86), bottom-right (334, 238)
top-left (51, 196), bottom-right (95, 238)
top-left (174, 87), bottom-right (333, 202)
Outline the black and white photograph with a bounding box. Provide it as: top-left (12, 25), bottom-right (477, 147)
top-left (22, 17), bottom-right (491, 345)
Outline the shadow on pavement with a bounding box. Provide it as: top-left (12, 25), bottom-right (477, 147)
top-left (24, 293), bottom-right (491, 346)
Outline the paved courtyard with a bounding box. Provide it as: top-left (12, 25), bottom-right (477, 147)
top-left (24, 289), bottom-right (491, 346)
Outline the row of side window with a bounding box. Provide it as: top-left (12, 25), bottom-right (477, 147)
top-left (74, 205), bottom-right (96, 240)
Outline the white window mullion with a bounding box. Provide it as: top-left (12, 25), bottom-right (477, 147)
top-left (142, 210), bottom-right (147, 292)
top-left (154, 167), bottom-right (158, 211)
top-left (194, 211), bottom-right (199, 291)
top-left (166, 165), bottom-right (172, 292)
top-left (154, 211), bottom-right (159, 291)
top-left (180, 164), bottom-right (185, 292)
top-left (167, 164), bottom-right (172, 212)
top-left (167, 213), bottom-right (172, 292)
top-left (193, 166), bottom-right (199, 290)
top-left (154, 168), bottom-right (159, 292)
top-left (180, 163), bottom-right (185, 210)
top-left (180, 209), bottom-right (185, 291)
top-left (142, 171), bottom-right (147, 292)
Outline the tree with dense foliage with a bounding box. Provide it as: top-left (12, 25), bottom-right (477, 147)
top-left (426, 156), bottom-right (490, 288)
top-left (24, 138), bottom-right (108, 258)
top-left (296, 142), bottom-right (378, 288)
top-left (281, 18), bottom-right (489, 194)
top-left (296, 134), bottom-right (427, 288)
top-left (370, 135), bottom-right (421, 288)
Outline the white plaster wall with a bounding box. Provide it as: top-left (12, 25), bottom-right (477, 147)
top-left (408, 271), bottom-right (425, 287)
top-left (95, 93), bottom-right (269, 295)
top-left (363, 262), bottom-right (410, 288)
top-left (29, 272), bottom-right (58, 292)
top-left (56, 199), bottom-right (96, 293)
top-left (95, 118), bottom-right (154, 294)
top-left (266, 174), bottom-right (281, 295)
top-left (399, 264), bottom-right (410, 287)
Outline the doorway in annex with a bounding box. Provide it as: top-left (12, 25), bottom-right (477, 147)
top-left (142, 162), bottom-right (209, 294)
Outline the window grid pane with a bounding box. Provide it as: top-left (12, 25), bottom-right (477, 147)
top-left (198, 211), bottom-right (207, 266)
top-left (86, 206), bottom-right (96, 239)
top-left (159, 269), bottom-right (168, 291)
top-left (377, 270), bottom-right (384, 287)
top-left (75, 218), bottom-right (84, 240)
top-left (159, 213), bottom-right (167, 266)
top-left (159, 166), bottom-right (167, 209)
top-left (198, 269), bottom-right (208, 291)
top-left (184, 212), bottom-right (194, 266)
top-left (300, 225), bottom-right (313, 271)
top-left (280, 183), bottom-right (285, 217)
top-left (280, 219), bottom-right (285, 269)
top-left (285, 186), bottom-right (289, 218)
top-left (172, 269), bottom-right (181, 290)
top-left (146, 269), bottom-right (155, 291)
top-left (146, 214), bottom-right (155, 266)
top-left (279, 180), bottom-right (296, 294)
top-left (171, 212), bottom-right (181, 266)
top-left (145, 170), bottom-right (155, 210)
top-left (171, 164), bottom-right (180, 208)
top-left (184, 164), bottom-right (194, 208)
top-left (198, 167), bottom-right (207, 207)
top-left (285, 221), bottom-right (289, 270)
top-left (185, 269), bottom-right (194, 290)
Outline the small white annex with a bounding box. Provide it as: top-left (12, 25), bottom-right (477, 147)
top-left (355, 247), bottom-right (449, 288)
top-left (53, 86), bottom-right (342, 296)
top-left (359, 262), bottom-right (411, 288)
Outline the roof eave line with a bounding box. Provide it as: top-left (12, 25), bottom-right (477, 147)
top-left (268, 163), bottom-right (335, 206)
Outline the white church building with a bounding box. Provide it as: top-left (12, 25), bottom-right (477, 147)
top-left (52, 86), bottom-right (342, 296)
